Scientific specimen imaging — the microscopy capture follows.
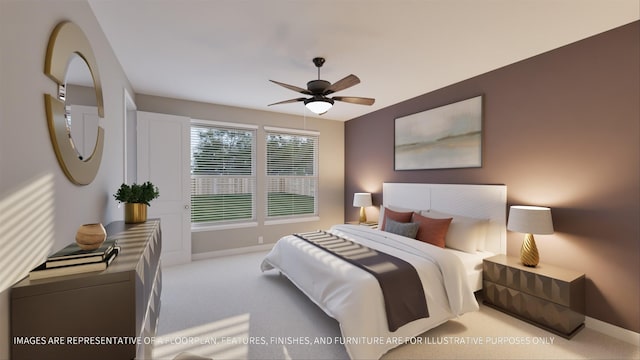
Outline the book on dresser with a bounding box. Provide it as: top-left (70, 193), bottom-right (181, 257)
top-left (46, 238), bottom-right (117, 268)
top-left (29, 246), bottom-right (120, 280)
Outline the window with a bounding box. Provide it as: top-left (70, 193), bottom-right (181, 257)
top-left (265, 127), bottom-right (319, 220)
top-left (190, 120), bottom-right (256, 227)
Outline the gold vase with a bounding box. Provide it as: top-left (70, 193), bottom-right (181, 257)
top-left (76, 223), bottom-right (107, 250)
top-left (125, 203), bottom-right (147, 223)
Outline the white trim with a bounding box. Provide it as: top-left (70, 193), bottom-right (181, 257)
top-left (192, 243), bottom-right (274, 261)
top-left (264, 126), bottom-right (320, 136)
top-left (264, 216), bottom-right (320, 226)
top-left (191, 118), bottom-right (258, 130)
top-left (122, 88), bottom-right (136, 184)
top-left (191, 221), bottom-right (258, 232)
top-left (586, 316), bottom-right (640, 346)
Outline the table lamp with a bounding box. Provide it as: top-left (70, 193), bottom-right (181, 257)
top-left (353, 193), bottom-right (372, 223)
top-left (507, 205), bottom-right (554, 267)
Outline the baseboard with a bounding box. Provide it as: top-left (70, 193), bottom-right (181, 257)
top-left (586, 316), bottom-right (640, 346)
top-left (192, 244), bottom-right (274, 261)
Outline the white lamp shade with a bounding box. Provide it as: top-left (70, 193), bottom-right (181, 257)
top-left (353, 192), bottom-right (372, 207)
top-left (507, 206), bottom-right (554, 235)
top-left (305, 99), bottom-right (333, 114)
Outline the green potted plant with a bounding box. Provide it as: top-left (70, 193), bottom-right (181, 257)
top-left (113, 181), bottom-right (160, 223)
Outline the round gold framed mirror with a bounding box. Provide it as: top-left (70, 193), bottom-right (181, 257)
top-left (44, 21), bottom-right (104, 185)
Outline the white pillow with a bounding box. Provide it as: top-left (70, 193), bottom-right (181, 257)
top-left (422, 210), bottom-right (488, 253)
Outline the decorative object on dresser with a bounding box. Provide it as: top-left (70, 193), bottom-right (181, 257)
top-left (507, 205), bottom-right (554, 267)
top-left (11, 220), bottom-right (162, 360)
top-left (113, 181), bottom-right (160, 223)
top-left (75, 222), bottom-right (107, 250)
top-left (483, 254), bottom-right (585, 339)
top-left (28, 240), bottom-right (119, 280)
top-left (352, 192), bottom-right (372, 223)
top-left (47, 238), bottom-right (116, 268)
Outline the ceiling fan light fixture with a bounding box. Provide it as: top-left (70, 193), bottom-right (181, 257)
top-left (270, 57), bottom-right (373, 114)
top-left (304, 97), bottom-right (334, 114)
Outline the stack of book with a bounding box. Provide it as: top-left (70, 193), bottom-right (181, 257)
top-left (29, 239), bottom-right (120, 280)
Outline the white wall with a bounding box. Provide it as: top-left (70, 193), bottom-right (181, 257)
top-left (0, 1), bottom-right (133, 357)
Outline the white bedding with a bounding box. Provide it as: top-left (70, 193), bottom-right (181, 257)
top-left (261, 224), bottom-right (479, 359)
top-left (448, 248), bottom-right (496, 292)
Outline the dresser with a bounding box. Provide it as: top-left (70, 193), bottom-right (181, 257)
top-left (483, 254), bottom-right (585, 338)
top-left (11, 220), bottom-right (162, 359)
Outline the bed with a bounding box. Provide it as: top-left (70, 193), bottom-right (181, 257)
top-left (261, 183), bottom-right (506, 359)
top-left (382, 183), bottom-right (507, 291)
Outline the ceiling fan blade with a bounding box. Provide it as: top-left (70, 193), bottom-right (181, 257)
top-left (268, 98), bottom-right (307, 106)
top-left (269, 80), bottom-right (312, 95)
top-left (332, 96), bottom-right (375, 106)
top-left (324, 74), bottom-right (360, 95)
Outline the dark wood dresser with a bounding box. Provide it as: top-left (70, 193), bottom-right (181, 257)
top-left (483, 254), bottom-right (585, 338)
top-left (11, 219), bottom-right (162, 359)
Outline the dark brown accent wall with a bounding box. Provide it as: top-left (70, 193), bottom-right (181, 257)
top-left (344, 21), bottom-right (639, 333)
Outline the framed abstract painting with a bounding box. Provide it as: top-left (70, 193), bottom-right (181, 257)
top-left (394, 95), bottom-right (483, 170)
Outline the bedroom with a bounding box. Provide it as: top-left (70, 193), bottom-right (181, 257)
top-left (0, 0), bottom-right (638, 359)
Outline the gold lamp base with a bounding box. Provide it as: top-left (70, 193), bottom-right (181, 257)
top-left (358, 206), bottom-right (367, 223)
top-left (520, 233), bottom-right (539, 267)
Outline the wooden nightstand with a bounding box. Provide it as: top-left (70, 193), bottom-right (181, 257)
top-left (483, 254), bottom-right (585, 338)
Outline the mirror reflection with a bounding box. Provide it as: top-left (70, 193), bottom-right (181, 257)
top-left (63, 54), bottom-right (100, 161)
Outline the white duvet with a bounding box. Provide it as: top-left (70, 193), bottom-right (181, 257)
top-left (260, 224), bottom-right (479, 359)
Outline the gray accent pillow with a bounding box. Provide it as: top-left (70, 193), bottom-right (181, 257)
top-left (384, 218), bottom-right (419, 239)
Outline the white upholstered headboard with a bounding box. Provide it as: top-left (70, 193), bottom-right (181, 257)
top-left (382, 183), bottom-right (507, 254)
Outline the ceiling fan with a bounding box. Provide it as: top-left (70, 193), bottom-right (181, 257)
top-left (268, 57), bottom-right (375, 115)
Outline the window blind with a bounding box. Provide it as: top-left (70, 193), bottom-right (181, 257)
top-left (265, 130), bottom-right (318, 219)
top-left (190, 122), bottom-right (256, 225)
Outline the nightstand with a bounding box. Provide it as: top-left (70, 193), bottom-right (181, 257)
top-left (346, 221), bottom-right (378, 229)
top-left (483, 254), bottom-right (585, 338)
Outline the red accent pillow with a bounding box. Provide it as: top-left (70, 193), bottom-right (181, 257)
top-left (412, 213), bottom-right (452, 248)
top-left (381, 207), bottom-right (414, 230)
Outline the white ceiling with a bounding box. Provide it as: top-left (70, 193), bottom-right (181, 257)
top-left (89, 0), bottom-right (639, 121)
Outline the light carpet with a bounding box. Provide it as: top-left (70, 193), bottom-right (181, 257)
top-left (153, 251), bottom-right (639, 360)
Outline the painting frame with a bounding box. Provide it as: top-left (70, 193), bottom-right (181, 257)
top-left (394, 95), bottom-right (483, 170)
